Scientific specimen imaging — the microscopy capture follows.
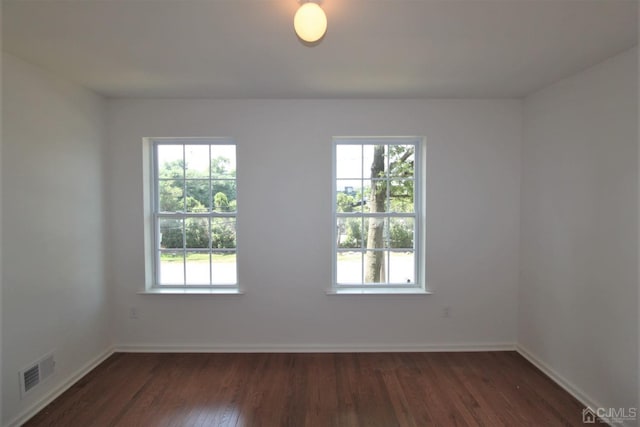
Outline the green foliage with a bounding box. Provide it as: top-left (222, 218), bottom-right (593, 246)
top-left (389, 179), bottom-right (413, 213)
top-left (158, 160), bottom-right (185, 180)
top-left (158, 152), bottom-right (236, 250)
top-left (211, 219), bottom-right (236, 249)
top-left (388, 144), bottom-right (414, 177)
top-left (389, 220), bottom-right (413, 248)
top-left (160, 218), bottom-right (236, 250)
top-left (338, 218), bottom-right (364, 248)
top-left (336, 144), bottom-right (415, 255)
top-left (184, 180), bottom-right (209, 211)
top-left (211, 156), bottom-right (232, 177)
top-left (336, 192), bottom-right (355, 213)
top-left (160, 219), bottom-right (183, 248)
top-left (159, 181), bottom-right (183, 212)
top-left (337, 217), bottom-right (412, 249)
top-left (186, 218), bottom-right (209, 248)
top-left (158, 156), bottom-right (237, 211)
top-left (213, 192), bottom-right (229, 211)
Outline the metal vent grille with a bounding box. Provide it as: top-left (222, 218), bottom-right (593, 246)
top-left (22, 365), bottom-right (40, 393)
top-left (20, 352), bottom-right (55, 398)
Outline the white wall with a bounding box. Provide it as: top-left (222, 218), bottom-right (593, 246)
top-left (107, 98), bottom-right (522, 350)
top-left (1, 53), bottom-right (111, 425)
top-left (0, 43), bottom-right (4, 426)
top-left (520, 48), bottom-right (638, 413)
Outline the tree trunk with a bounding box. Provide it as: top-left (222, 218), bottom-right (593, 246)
top-left (365, 145), bottom-right (386, 283)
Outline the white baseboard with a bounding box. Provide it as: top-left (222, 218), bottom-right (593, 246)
top-left (114, 342), bottom-right (516, 353)
top-left (6, 347), bottom-right (115, 427)
top-left (516, 345), bottom-right (633, 427)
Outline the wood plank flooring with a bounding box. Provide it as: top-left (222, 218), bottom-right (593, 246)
top-left (24, 352), bottom-right (587, 426)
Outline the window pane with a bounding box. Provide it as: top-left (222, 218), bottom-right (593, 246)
top-left (160, 218), bottom-right (184, 249)
top-left (388, 145), bottom-right (415, 178)
top-left (363, 250), bottom-right (386, 284)
top-left (389, 218), bottom-right (414, 249)
top-left (388, 180), bottom-right (414, 213)
top-left (185, 217), bottom-right (210, 249)
top-left (389, 251), bottom-right (415, 284)
top-left (363, 145), bottom-right (386, 179)
top-left (186, 251), bottom-right (211, 285)
top-left (337, 217), bottom-right (363, 249)
top-left (212, 181), bottom-right (236, 213)
top-left (336, 145), bottom-right (362, 179)
top-left (158, 180), bottom-right (184, 212)
top-left (212, 145), bottom-right (236, 178)
top-left (211, 218), bottom-right (236, 249)
top-left (337, 251), bottom-right (362, 284)
top-left (159, 251), bottom-right (185, 285)
top-left (363, 217), bottom-right (387, 248)
top-left (212, 251), bottom-right (237, 285)
top-left (364, 180), bottom-right (385, 214)
top-left (154, 141), bottom-right (238, 289)
top-left (185, 180), bottom-right (210, 212)
top-left (333, 139), bottom-right (421, 289)
top-left (336, 180), bottom-right (364, 213)
top-left (157, 145), bottom-right (184, 179)
top-left (185, 145), bottom-right (210, 178)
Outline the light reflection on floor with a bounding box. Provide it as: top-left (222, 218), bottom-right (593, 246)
top-left (154, 405), bottom-right (244, 426)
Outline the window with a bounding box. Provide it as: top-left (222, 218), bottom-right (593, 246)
top-left (333, 138), bottom-right (425, 292)
top-left (150, 139), bottom-right (237, 290)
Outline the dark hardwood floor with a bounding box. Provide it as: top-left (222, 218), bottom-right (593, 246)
top-left (25, 351), bottom-right (587, 426)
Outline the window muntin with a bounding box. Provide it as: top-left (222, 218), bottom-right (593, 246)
top-left (333, 138), bottom-right (424, 290)
top-left (152, 140), bottom-right (237, 288)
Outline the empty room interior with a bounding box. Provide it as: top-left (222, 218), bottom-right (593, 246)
top-left (1, 0), bottom-right (639, 426)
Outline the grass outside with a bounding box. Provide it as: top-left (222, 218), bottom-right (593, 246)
top-left (161, 252), bottom-right (412, 263)
top-left (336, 251), bottom-right (413, 259)
top-left (161, 252), bottom-right (236, 263)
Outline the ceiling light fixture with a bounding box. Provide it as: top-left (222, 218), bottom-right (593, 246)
top-left (294, 1), bottom-right (327, 44)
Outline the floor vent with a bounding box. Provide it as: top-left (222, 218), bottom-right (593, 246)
top-left (20, 352), bottom-right (55, 398)
top-left (22, 365), bottom-right (40, 394)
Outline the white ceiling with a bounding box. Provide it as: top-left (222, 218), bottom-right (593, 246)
top-left (2, 0), bottom-right (638, 99)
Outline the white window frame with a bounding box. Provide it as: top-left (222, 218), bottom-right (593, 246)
top-left (145, 138), bottom-right (239, 293)
top-left (331, 137), bottom-right (427, 294)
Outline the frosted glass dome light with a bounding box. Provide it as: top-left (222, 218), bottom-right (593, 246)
top-left (294, 2), bottom-right (327, 43)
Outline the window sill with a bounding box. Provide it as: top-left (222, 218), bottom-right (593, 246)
top-left (326, 288), bottom-right (432, 295)
top-left (139, 288), bottom-right (244, 295)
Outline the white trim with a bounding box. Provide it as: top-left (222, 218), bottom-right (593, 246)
top-left (114, 342), bottom-right (516, 353)
top-left (332, 137), bottom-right (426, 291)
top-left (138, 288), bottom-right (244, 295)
top-left (325, 288), bottom-right (432, 295)
top-left (516, 345), bottom-right (630, 427)
top-left (147, 138), bottom-right (239, 290)
top-left (6, 347), bottom-right (115, 427)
